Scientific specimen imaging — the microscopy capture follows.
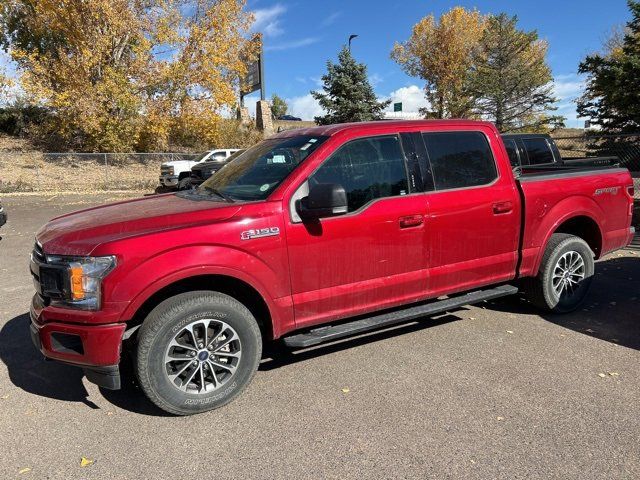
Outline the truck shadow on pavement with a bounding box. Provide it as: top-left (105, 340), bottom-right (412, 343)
top-left (0, 313), bottom-right (100, 409)
top-left (486, 255), bottom-right (640, 351)
top-left (1, 255), bottom-right (637, 415)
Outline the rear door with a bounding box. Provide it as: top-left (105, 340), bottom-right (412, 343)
top-left (420, 129), bottom-right (520, 295)
top-left (285, 134), bottom-right (429, 328)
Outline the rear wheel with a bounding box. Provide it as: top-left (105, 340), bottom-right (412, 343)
top-left (136, 291), bottom-right (262, 415)
top-left (523, 233), bottom-right (594, 313)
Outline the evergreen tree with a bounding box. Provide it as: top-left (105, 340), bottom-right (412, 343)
top-left (469, 14), bottom-right (563, 132)
top-left (312, 47), bottom-right (390, 125)
top-left (577, 0), bottom-right (640, 133)
top-left (270, 94), bottom-right (288, 118)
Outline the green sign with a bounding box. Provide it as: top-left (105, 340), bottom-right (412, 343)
top-left (393, 102), bottom-right (402, 112)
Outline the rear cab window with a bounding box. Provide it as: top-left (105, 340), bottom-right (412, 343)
top-left (421, 131), bottom-right (498, 190)
top-left (522, 138), bottom-right (555, 165)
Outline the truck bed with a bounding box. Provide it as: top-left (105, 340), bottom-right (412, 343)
top-left (515, 165), bottom-right (633, 277)
top-left (518, 163), bottom-right (622, 179)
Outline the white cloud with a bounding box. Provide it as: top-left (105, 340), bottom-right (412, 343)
top-left (368, 73), bottom-right (383, 87)
top-left (553, 74), bottom-right (586, 128)
top-left (252, 4), bottom-right (286, 37)
top-left (381, 85), bottom-right (428, 114)
top-left (286, 94), bottom-right (324, 120)
top-left (264, 37), bottom-right (319, 52)
top-left (321, 12), bottom-right (341, 27)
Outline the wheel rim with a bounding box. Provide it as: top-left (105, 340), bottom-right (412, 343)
top-left (552, 250), bottom-right (586, 298)
top-left (164, 319), bottom-right (242, 394)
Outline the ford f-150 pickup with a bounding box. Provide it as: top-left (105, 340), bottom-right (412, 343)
top-left (29, 120), bottom-right (635, 415)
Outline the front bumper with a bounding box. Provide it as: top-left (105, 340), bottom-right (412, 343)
top-left (30, 296), bottom-right (125, 389)
top-left (159, 175), bottom-right (178, 188)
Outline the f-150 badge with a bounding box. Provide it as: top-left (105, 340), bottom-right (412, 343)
top-left (241, 227), bottom-right (280, 240)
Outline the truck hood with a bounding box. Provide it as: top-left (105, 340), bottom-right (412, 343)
top-left (162, 160), bottom-right (198, 170)
top-left (37, 194), bottom-right (241, 256)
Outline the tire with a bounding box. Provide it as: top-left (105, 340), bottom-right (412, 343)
top-left (136, 291), bottom-right (262, 415)
top-left (523, 233), bottom-right (595, 313)
top-left (177, 177), bottom-right (191, 190)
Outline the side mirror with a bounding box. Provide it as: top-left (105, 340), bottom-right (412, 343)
top-left (296, 183), bottom-right (348, 220)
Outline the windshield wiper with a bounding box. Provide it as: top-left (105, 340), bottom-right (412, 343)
top-left (202, 186), bottom-right (235, 203)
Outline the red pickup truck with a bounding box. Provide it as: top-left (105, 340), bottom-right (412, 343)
top-left (30, 120), bottom-right (635, 415)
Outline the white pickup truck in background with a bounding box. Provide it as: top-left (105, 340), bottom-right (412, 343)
top-left (159, 149), bottom-right (240, 190)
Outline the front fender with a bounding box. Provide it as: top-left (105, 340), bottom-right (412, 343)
top-left (114, 245), bottom-right (293, 337)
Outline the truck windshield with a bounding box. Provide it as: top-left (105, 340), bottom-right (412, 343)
top-left (197, 135), bottom-right (328, 201)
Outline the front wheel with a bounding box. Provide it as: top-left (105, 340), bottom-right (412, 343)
top-left (523, 233), bottom-right (595, 313)
top-left (136, 291), bottom-right (262, 415)
top-left (177, 177), bottom-right (192, 190)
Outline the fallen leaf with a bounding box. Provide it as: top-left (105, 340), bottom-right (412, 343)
top-left (0, 394), bottom-right (8, 400)
top-left (469, 317), bottom-right (476, 320)
top-left (506, 330), bottom-right (514, 334)
top-left (610, 301), bottom-right (617, 306)
top-left (18, 467), bottom-right (31, 474)
top-left (80, 457), bottom-right (94, 467)
top-left (106, 411), bottom-right (114, 416)
top-left (341, 387), bottom-right (350, 394)
top-left (497, 416), bottom-right (504, 421)
top-left (597, 373), bottom-right (606, 378)
top-left (585, 328), bottom-right (596, 333)
top-left (608, 372), bottom-right (620, 377)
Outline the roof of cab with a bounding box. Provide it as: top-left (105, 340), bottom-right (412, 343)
top-left (272, 119), bottom-right (497, 138)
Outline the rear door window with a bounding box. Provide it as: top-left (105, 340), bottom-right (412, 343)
top-left (522, 138), bottom-right (555, 165)
top-left (422, 131), bottom-right (498, 190)
top-left (309, 135), bottom-right (409, 212)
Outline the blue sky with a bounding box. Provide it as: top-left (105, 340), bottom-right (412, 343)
top-left (0, 1), bottom-right (633, 127)
top-left (246, 0), bottom-right (634, 126)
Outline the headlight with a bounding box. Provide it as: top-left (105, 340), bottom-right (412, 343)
top-left (45, 255), bottom-right (116, 310)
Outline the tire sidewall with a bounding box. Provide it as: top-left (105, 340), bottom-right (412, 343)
top-left (542, 238), bottom-right (594, 313)
top-left (138, 293), bottom-right (261, 415)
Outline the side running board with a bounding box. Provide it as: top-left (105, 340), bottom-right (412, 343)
top-left (283, 284), bottom-right (518, 348)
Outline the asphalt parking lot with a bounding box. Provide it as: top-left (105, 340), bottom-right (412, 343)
top-left (0, 194), bottom-right (639, 479)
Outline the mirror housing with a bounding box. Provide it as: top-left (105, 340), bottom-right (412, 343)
top-left (296, 183), bottom-right (348, 220)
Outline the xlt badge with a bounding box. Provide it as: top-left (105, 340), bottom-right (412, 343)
top-left (241, 227), bottom-right (280, 240)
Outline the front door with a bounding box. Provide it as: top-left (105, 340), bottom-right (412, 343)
top-left (285, 134), bottom-right (429, 328)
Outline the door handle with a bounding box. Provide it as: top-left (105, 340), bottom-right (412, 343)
top-left (492, 201), bottom-right (514, 215)
top-left (399, 215), bottom-right (424, 228)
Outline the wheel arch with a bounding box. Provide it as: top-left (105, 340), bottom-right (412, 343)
top-left (533, 213), bottom-right (603, 276)
top-left (121, 270), bottom-right (288, 341)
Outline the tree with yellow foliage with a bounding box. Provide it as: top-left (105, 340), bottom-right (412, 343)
top-left (0, 0), bottom-right (257, 151)
top-left (391, 7), bottom-right (485, 119)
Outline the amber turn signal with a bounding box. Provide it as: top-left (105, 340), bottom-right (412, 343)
top-left (69, 265), bottom-right (85, 301)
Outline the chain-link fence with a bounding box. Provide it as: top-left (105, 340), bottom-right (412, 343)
top-left (553, 133), bottom-right (640, 174)
top-left (0, 152), bottom-right (201, 193)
